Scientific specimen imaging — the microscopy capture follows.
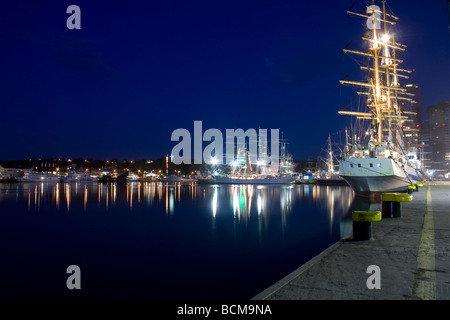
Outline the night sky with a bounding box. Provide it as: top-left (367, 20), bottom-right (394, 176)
top-left (1, 0), bottom-right (449, 161)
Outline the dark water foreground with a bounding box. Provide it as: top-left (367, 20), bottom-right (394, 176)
top-left (0, 181), bottom-right (369, 300)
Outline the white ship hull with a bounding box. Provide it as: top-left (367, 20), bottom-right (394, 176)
top-left (160, 175), bottom-right (198, 182)
top-left (60, 172), bottom-right (98, 183)
top-left (213, 175), bottom-right (296, 184)
top-left (18, 172), bottom-right (60, 183)
top-left (339, 157), bottom-right (421, 193)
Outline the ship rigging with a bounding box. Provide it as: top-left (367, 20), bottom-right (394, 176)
top-left (337, 0), bottom-right (423, 193)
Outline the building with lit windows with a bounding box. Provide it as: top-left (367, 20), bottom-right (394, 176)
top-left (426, 101), bottom-right (450, 170)
top-left (401, 83), bottom-right (423, 149)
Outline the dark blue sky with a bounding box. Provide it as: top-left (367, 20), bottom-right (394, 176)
top-left (1, 0), bottom-right (449, 161)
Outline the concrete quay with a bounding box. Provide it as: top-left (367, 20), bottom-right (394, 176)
top-left (253, 181), bottom-right (450, 300)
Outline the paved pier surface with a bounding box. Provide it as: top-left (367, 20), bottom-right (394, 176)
top-left (253, 181), bottom-right (450, 300)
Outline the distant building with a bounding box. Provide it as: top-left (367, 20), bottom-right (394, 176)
top-left (400, 83), bottom-right (428, 171)
top-left (426, 101), bottom-right (450, 170)
top-left (401, 83), bottom-right (423, 149)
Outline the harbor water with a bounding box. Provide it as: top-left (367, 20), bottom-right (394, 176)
top-left (0, 182), bottom-right (362, 299)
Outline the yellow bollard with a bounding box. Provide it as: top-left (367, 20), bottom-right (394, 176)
top-left (382, 193), bottom-right (412, 218)
top-left (352, 211), bottom-right (382, 241)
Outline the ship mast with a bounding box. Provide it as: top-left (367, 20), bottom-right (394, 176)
top-left (371, 9), bottom-right (382, 145)
top-left (338, 0), bottom-right (413, 155)
top-left (327, 134), bottom-right (333, 174)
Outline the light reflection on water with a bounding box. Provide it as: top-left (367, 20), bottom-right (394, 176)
top-left (0, 181), bottom-right (364, 299)
top-left (1, 182), bottom-right (356, 236)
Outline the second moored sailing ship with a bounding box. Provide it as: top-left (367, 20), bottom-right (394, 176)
top-left (207, 134), bottom-right (298, 184)
top-left (338, 0), bottom-right (423, 193)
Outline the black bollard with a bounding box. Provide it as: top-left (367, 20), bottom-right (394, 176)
top-left (353, 221), bottom-right (373, 241)
top-left (352, 211), bottom-right (381, 241)
top-left (383, 201), bottom-right (393, 218)
top-left (392, 202), bottom-right (402, 218)
top-left (382, 193), bottom-right (411, 219)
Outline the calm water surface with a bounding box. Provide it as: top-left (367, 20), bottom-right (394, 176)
top-left (0, 181), bottom-right (364, 299)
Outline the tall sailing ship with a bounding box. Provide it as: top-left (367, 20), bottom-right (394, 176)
top-left (316, 134), bottom-right (348, 186)
top-left (338, 0), bottom-right (423, 193)
top-left (207, 134), bottom-right (298, 184)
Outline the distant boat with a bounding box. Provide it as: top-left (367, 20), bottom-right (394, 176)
top-left (160, 174), bottom-right (198, 182)
top-left (139, 177), bottom-right (159, 182)
top-left (18, 171), bottom-right (60, 182)
top-left (78, 172), bottom-right (99, 182)
top-left (315, 135), bottom-right (348, 186)
top-left (295, 173), bottom-right (317, 184)
top-left (60, 171), bottom-right (80, 183)
top-left (60, 171), bottom-right (98, 183)
top-left (208, 133), bottom-right (297, 185)
top-left (127, 173), bottom-right (140, 182)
